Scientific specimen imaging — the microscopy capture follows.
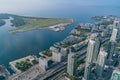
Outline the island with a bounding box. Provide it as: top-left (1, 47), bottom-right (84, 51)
top-left (0, 13), bottom-right (73, 34)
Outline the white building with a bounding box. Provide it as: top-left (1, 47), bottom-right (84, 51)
top-left (67, 52), bottom-right (75, 76)
top-left (50, 47), bottom-right (62, 62)
top-left (60, 47), bottom-right (68, 56)
top-left (96, 49), bottom-right (107, 77)
top-left (113, 20), bottom-right (119, 28)
top-left (114, 20), bottom-right (120, 38)
top-left (52, 52), bottom-right (62, 62)
top-left (90, 33), bottom-right (101, 62)
top-left (94, 34), bottom-right (101, 61)
top-left (83, 40), bottom-right (96, 80)
top-left (111, 68), bottom-right (120, 80)
top-left (39, 57), bottom-right (48, 71)
top-left (107, 28), bottom-right (118, 60)
top-left (110, 28), bottom-right (118, 42)
top-left (117, 21), bottom-right (120, 38)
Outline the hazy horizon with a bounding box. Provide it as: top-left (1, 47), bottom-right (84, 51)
top-left (0, 0), bottom-right (120, 16)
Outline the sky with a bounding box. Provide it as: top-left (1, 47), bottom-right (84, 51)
top-left (0, 0), bottom-right (120, 14)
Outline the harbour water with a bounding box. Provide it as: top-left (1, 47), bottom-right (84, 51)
top-left (0, 6), bottom-right (120, 73)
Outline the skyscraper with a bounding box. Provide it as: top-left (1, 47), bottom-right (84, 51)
top-left (111, 68), bottom-right (120, 80)
top-left (110, 29), bottom-right (118, 42)
top-left (107, 41), bottom-right (116, 59)
top-left (113, 20), bottom-right (119, 28)
top-left (107, 29), bottom-right (118, 60)
top-left (113, 20), bottom-right (120, 38)
top-left (67, 51), bottom-right (75, 76)
top-left (96, 49), bottom-right (107, 77)
top-left (115, 21), bottom-right (120, 38)
top-left (88, 33), bottom-right (101, 62)
top-left (93, 33), bottom-right (101, 62)
top-left (83, 40), bottom-right (96, 80)
top-left (117, 22), bottom-right (120, 38)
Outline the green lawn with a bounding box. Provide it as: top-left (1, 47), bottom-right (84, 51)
top-left (32, 60), bottom-right (39, 65)
top-left (42, 49), bottom-right (52, 57)
top-left (115, 43), bottom-right (120, 51)
top-left (15, 61), bottom-right (32, 72)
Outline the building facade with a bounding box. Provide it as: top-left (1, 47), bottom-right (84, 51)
top-left (67, 52), bottom-right (75, 76)
top-left (107, 28), bottom-right (117, 60)
top-left (83, 40), bottom-right (96, 80)
top-left (111, 68), bottom-right (120, 80)
top-left (107, 41), bottom-right (116, 59)
top-left (50, 46), bottom-right (62, 62)
top-left (39, 57), bottom-right (48, 71)
top-left (96, 49), bottom-right (107, 77)
top-left (110, 29), bottom-right (118, 42)
top-left (93, 33), bottom-right (101, 62)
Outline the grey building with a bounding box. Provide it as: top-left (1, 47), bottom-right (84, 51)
top-left (111, 68), bottom-right (120, 80)
top-left (110, 29), bottom-right (118, 42)
top-left (83, 40), bottom-right (96, 80)
top-left (67, 51), bottom-right (76, 76)
top-left (107, 41), bottom-right (116, 60)
top-left (88, 33), bottom-right (101, 62)
top-left (115, 21), bottom-right (120, 38)
top-left (39, 57), bottom-right (48, 71)
top-left (117, 25), bottom-right (120, 38)
top-left (107, 29), bottom-right (118, 60)
top-left (50, 46), bottom-right (62, 62)
top-left (93, 33), bottom-right (101, 62)
top-left (96, 49), bottom-right (107, 77)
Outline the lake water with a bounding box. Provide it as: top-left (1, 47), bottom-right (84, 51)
top-left (0, 6), bottom-right (120, 73)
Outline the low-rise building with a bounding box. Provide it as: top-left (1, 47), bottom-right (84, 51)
top-left (50, 47), bottom-right (62, 62)
top-left (39, 57), bottom-right (48, 71)
top-left (67, 52), bottom-right (75, 76)
top-left (60, 47), bottom-right (68, 56)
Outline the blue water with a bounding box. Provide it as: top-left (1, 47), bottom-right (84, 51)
top-left (0, 6), bottom-right (120, 73)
